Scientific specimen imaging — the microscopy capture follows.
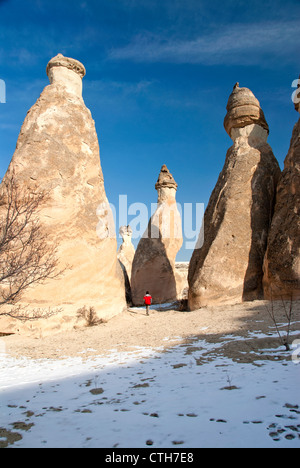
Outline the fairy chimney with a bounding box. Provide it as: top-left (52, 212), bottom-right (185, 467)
top-left (0, 54), bottom-right (126, 335)
top-left (131, 165), bottom-right (183, 305)
top-left (188, 84), bottom-right (281, 310)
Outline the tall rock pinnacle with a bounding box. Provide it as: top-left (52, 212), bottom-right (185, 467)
top-left (0, 54), bottom-right (126, 334)
top-left (46, 53), bottom-right (86, 97)
top-left (131, 165), bottom-right (183, 305)
top-left (188, 84), bottom-right (280, 310)
top-left (155, 164), bottom-right (178, 203)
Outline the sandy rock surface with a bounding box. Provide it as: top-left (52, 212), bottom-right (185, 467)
top-left (131, 165), bottom-right (182, 305)
top-left (263, 116), bottom-right (300, 300)
top-left (2, 300), bottom-right (299, 362)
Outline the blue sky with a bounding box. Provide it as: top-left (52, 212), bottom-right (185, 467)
top-left (0, 0), bottom-right (299, 260)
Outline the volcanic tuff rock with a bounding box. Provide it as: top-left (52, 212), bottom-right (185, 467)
top-left (131, 165), bottom-right (183, 305)
top-left (263, 78), bottom-right (300, 300)
top-left (188, 84), bottom-right (281, 310)
top-left (0, 54), bottom-right (126, 335)
top-left (117, 225), bottom-right (135, 303)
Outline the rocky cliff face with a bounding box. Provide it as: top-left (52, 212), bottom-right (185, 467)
top-left (0, 54), bottom-right (126, 334)
top-left (188, 84), bottom-right (281, 310)
top-left (131, 165), bottom-right (183, 305)
top-left (263, 83), bottom-right (300, 300)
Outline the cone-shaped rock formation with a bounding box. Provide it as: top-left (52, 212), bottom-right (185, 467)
top-left (131, 165), bottom-right (182, 305)
top-left (188, 84), bottom-right (281, 310)
top-left (0, 54), bottom-right (126, 334)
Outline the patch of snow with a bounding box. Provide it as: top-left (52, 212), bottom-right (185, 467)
top-left (0, 332), bottom-right (300, 448)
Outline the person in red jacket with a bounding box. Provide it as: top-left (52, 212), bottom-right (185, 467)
top-left (143, 291), bottom-right (152, 316)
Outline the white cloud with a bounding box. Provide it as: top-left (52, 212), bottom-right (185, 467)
top-left (109, 20), bottom-right (300, 65)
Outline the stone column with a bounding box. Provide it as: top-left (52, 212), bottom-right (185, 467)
top-left (131, 165), bottom-right (183, 305)
top-left (0, 54), bottom-right (126, 335)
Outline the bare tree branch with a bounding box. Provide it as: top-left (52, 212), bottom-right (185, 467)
top-left (0, 305), bottom-right (63, 322)
top-left (0, 173), bottom-right (65, 320)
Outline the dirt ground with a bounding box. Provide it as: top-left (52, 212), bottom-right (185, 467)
top-left (2, 299), bottom-right (300, 361)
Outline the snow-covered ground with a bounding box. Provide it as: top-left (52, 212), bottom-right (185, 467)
top-left (1, 323), bottom-right (300, 448)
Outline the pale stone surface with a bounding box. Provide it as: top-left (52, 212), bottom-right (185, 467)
top-left (0, 54), bottom-right (126, 335)
top-left (263, 95), bottom-right (300, 300)
top-left (175, 262), bottom-right (189, 300)
top-left (117, 225), bottom-right (135, 303)
top-left (294, 77), bottom-right (300, 113)
top-left (46, 53), bottom-right (86, 97)
top-left (131, 165), bottom-right (183, 305)
top-left (188, 85), bottom-right (281, 310)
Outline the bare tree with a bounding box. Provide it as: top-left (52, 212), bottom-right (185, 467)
top-left (0, 173), bottom-right (63, 320)
top-left (77, 306), bottom-right (106, 327)
top-left (265, 290), bottom-right (296, 351)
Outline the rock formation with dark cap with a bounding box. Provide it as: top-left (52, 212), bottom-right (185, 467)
top-left (117, 225), bottom-right (135, 303)
top-left (188, 84), bottom-right (281, 310)
top-left (0, 54), bottom-right (126, 334)
top-left (131, 165), bottom-right (183, 305)
top-left (224, 82), bottom-right (269, 136)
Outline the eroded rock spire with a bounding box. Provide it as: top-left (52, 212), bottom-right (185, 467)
top-left (188, 84), bottom-right (280, 310)
top-left (131, 165), bottom-right (183, 305)
top-left (0, 54), bottom-right (126, 335)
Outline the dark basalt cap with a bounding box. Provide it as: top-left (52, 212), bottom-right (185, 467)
top-left (155, 164), bottom-right (178, 191)
top-left (224, 83), bottom-right (269, 136)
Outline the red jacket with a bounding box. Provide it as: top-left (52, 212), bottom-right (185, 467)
top-left (144, 294), bottom-right (152, 305)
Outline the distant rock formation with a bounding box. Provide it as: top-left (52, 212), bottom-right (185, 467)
top-left (117, 225), bottom-right (135, 281)
top-left (188, 84), bottom-right (281, 310)
top-left (131, 165), bottom-right (183, 305)
top-left (0, 53), bottom-right (126, 334)
top-left (175, 262), bottom-right (189, 301)
top-left (263, 78), bottom-right (300, 300)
